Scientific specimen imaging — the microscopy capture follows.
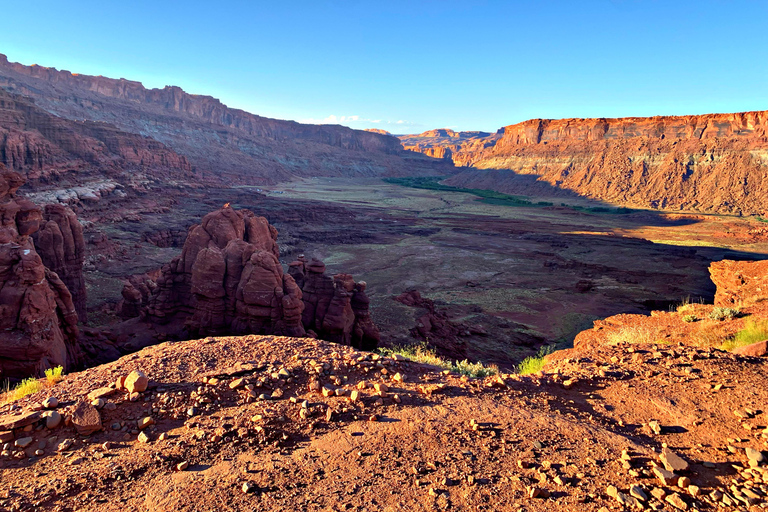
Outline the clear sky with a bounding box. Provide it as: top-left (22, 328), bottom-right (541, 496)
top-left (1, 1), bottom-right (766, 133)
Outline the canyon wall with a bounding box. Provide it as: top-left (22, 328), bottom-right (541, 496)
top-left (401, 113), bottom-right (768, 214)
top-left (0, 54), bottom-right (451, 185)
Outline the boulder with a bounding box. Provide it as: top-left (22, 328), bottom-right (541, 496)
top-left (709, 259), bottom-right (768, 308)
top-left (71, 401), bottom-right (101, 435)
top-left (732, 340), bottom-right (768, 357)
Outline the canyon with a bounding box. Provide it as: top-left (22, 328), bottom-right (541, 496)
top-left (400, 112), bottom-right (768, 215)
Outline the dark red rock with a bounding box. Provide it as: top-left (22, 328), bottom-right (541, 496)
top-left (32, 204), bottom-right (87, 322)
top-left (0, 164), bottom-right (81, 378)
top-left (146, 206), bottom-right (305, 338)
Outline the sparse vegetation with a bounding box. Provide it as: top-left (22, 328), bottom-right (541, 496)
top-left (708, 307), bottom-right (739, 321)
top-left (379, 343), bottom-right (498, 378)
top-left (384, 177), bottom-right (631, 214)
top-left (682, 314), bottom-right (697, 323)
top-left (605, 325), bottom-right (660, 345)
top-left (45, 365), bottom-right (64, 385)
top-left (721, 319), bottom-right (768, 351)
top-left (517, 345), bottom-right (556, 375)
top-left (1, 377), bottom-right (44, 404)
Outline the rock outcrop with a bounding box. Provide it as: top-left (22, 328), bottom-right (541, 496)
top-left (132, 208), bottom-right (379, 350)
top-left (403, 112), bottom-right (768, 215)
top-left (289, 256), bottom-right (379, 351)
top-left (0, 165), bottom-right (81, 379)
top-left (709, 259), bottom-right (768, 308)
top-left (31, 204), bottom-right (87, 322)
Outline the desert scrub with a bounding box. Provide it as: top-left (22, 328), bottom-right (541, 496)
top-left (709, 307), bottom-right (739, 321)
top-left (721, 319), bottom-right (768, 351)
top-left (517, 345), bottom-right (555, 375)
top-left (682, 314), bottom-right (697, 323)
top-left (379, 343), bottom-right (497, 378)
top-left (605, 325), bottom-right (659, 345)
top-left (45, 365), bottom-right (64, 385)
top-left (1, 377), bottom-right (44, 404)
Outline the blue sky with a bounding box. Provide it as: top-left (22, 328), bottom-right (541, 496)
top-left (1, 1), bottom-right (766, 133)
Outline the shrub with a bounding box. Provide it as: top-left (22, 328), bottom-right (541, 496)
top-left (2, 377), bottom-right (44, 404)
top-left (517, 345), bottom-right (556, 375)
top-left (709, 307), bottom-right (739, 321)
top-left (45, 365), bottom-right (64, 385)
top-left (379, 343), bottom-right (497, 378)
top-left (722, 319), bottom-right (768, 351)
top-left (682, 314), bottom-right (697, 323)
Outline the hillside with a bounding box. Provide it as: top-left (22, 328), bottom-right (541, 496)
top-left (1, 330), bottom-right (766, 511)
top-left (0, 54), bottom-right (451, 186)
top-left (401, 112), bottom-right (768, 215)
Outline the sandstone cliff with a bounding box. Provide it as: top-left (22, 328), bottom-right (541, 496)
top-left (0, 87), bottom-right (192, 186)
top-left (0, 54), bottom-right (451, 185)
top-left (0, 165), bottom-right (81, 379)
top-left (403, 113), bottom-right (768, 214)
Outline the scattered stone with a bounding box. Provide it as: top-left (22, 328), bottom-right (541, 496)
top-left (14, 437), bottom-right (33, 448)
top-left (91, 398), bottom-right (105, 409)
top-left (630, 485), bottom-right (648, 501)
top-left (138, 417), bottom-right (154, 430)
top-left (745, 447), bottom-right (765, 464)
top-left (648, 420), bottom-right (662, 434)
top-left (125, 370), bottom-right (149, 393)
top-left (42, 397), bottom-right (58, 409)
top-left (57, 439), bottom-right (74, 452)
top-left (45, 411), bottom-right (62, 429)
top-left (660, 447), bottom-right (689, 472)
top-left (242, 482), bottom-right (256, 494)
top-left (0, 431), bottom-right (13, 443)
top-left (72, 401), bottom-right (102, 435)
top-left (653, 466), bottom-right (677, 486)
top-left (229, 378), bottom-right (245, 389)
top-left (177, 461), bottom-right (189, 471)
top-left (87, 387), bottom-right (114, 401)
top-left (137, 431), bottom-right (150, 443)
top-left (665, 492), bottom-right (688, 510)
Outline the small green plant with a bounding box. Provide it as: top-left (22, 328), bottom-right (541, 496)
top-left (709, 307), bottom-right (739, 321)
top-left (721, 319), bottom-right (768, 351)
top-left (379, 343), bottom-right (497, 378)
top-left (2, 377), bottom-right (44, 404)
top-left (682, 314), bottom-right (697, 323)
top-left (45, 365), bottom-right (64, 385)
top-left (517, 345), bottom-right (556, 375)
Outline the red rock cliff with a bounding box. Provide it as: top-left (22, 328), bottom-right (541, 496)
top-left (0, 165), bottom-right (82, 379)
top-left (408, 113), bottom-right (768, 214)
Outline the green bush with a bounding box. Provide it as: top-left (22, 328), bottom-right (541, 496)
top-left (709, 307), bottom-right (739, 321)
top-left (2, 377), bottom-right (44, 404)
top-left (517, 345), bottom-right (556, 375)
top-left (45, 365), bottom-right (64, 384)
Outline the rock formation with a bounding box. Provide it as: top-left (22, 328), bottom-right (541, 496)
top-left (709, 259), bottom-right (768, 308)
top-left (290, 256), bottom-right (379, 351)
top-left (128, 207), bottom-right (379, 350)
top-left (0, 164), bottom-right (81, 379)
top-left (402, 112), bottom-right (768, 215)
top-left (31, 204), bottom-right (87, 322)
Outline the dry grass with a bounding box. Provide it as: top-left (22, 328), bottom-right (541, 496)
top-left (517, 345), bottom-right (556, 375)
top-left (45, 365), bottom-right (64, 385)
top-left (380, 343), bottom-right (498, 378)
top-left (605, 325), bottom-right (661, 345)
top-left (1, 377), bottom-right (44, 405)
top-left (722, 319), bottom-right (768, 352)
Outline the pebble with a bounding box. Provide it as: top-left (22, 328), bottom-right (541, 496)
top-left (242, 482), bottom-right (256, 494)
top-left (665, 492), bottom-right (688, 510)
top-left (229, 378), bottom-right (245, 389)
top-left (42, 397), bottom-right (58, 409)
top-left (745, 447), bottom-right (765, 464)
top-left (14, 437), bottom-right (33, 448)
top-left (660, 447), bottom-right (689, 472)
top-left (138, 417), bottom-right (154, 430)
top-left (137, 431), bottom-right (150, 444)
top-left (45, 411), bottom-right (62, 429)
top-left (630, 485), bottom-right (648, 501)
top-left (177, 461), bottom-right (189, 471)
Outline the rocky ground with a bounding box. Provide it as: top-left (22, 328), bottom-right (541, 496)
top-left (1, 330), bottom-right (766, 511)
